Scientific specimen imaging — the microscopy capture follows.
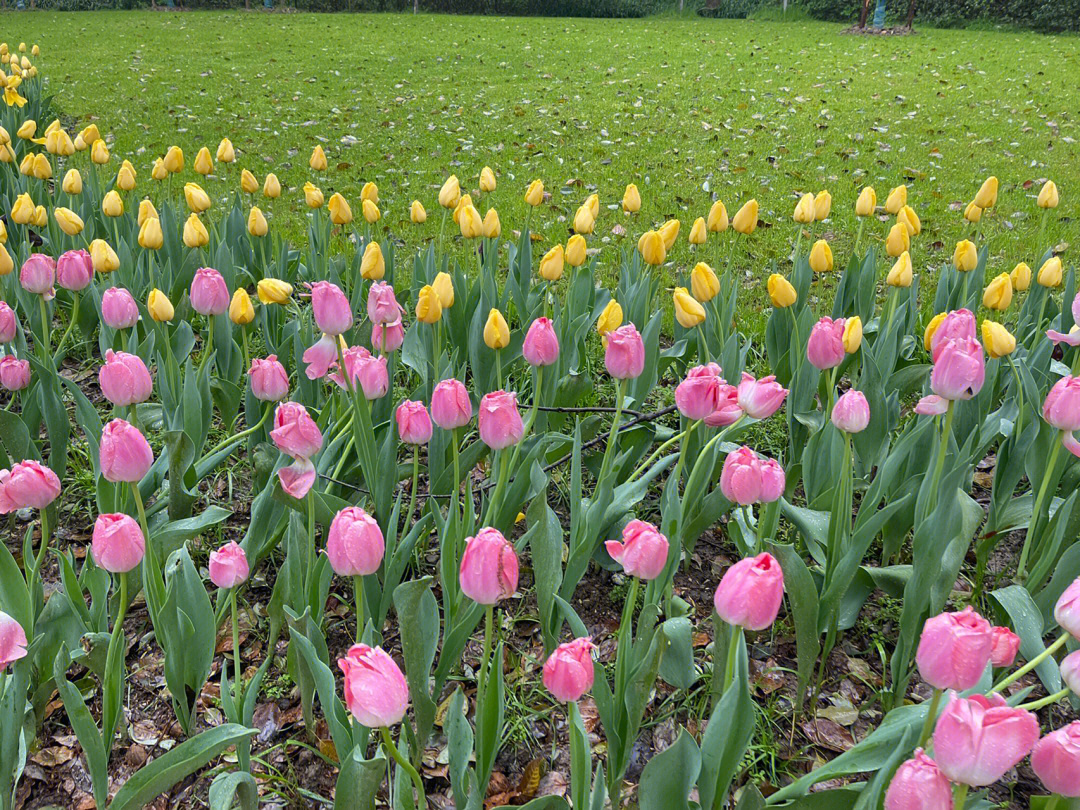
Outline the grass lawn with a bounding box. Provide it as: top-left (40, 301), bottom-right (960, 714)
top-left (6, 11), bottom-right (1080, 333)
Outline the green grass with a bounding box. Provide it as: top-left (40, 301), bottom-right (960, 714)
top-left (7, 11), bottom-right (1080, 329)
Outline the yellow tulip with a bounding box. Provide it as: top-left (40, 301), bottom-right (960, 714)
top-left (1037, 180), bottom-right (1059, 210)
top-left (707, 200), bottom-right (728, 233)
top-left (0, 244), bottom-right (13, 276)
top-left (479, 166), bottom-right (496, 193)
top-left (304, 182), bottom-right (324, 209)
top-left (842, 316), bottom-right (863, 354)
top-left (885, 185), bottom-right (907, 215)
top-left (90, 239), bottom-right (119, 273)
top-left (659, 219), bottom-right (680, 250)
top-left (688, 216), bottom-right (707, 246)
top-left (415, 285), bottom-right (443, 324)
top-left (102, 190), bottom-right (124, 218)
top-left (309, 145), bottom-right (327, 171)
top-left (185, 182), bottom-right (211, 213)
top-left (767, 274), bottom-right (797, 308)
top-left (484, 308), bottom-right (510, 350)
top-left (982, 273), bottom-right (1012, 311)
top-left (565, 234), bottom-right (587, 267)
top-left (54, 207), bottom-right (83, 236)
top-left (0, 127), bottom-right (8, 146)
top-left (18, 153), bottom-right (33, 177)
top-left (248, 206), bottom-right (268, 237)
top-left (240, 169), bottom-right (259, 194)
top-left (18, 43), bottom-right (25, 53)
top-left (792, 192), bottom-right (815, 224)
top-left (361, 241), bottom-right (385, 280)
top-left (638, 229), bottom-right (666, 266)
top-left (1037, 256), bottom-right (1063, 288)
top-left (183, 214), bottom-right (209, 248)
top-left (981, 320), bottom-right (1015, 359)
top-left (164, 145), bottom-right (184, 174)
top-left (732, 199), bottom-right (758, 235)
top-left (432, 272), bottom-right (454, 308)
top-left (809, 239), bottom-right (834, 273)
top-left (33, 206), bottom-right (47, 228)
top-left (216, 138), bottom-right (235, 163)
top-left (439, 175), bottom-right (461, 209)
top-left (1010, 262), bottom-right (1032, 292)
top-left (691, 262), bottom-right (720, 303)
top-left (32, 153), bottom-right (50, 180)
top-left (411, 200), bottom-right (427, 223)
top-left (147, 289), bottom-right (174, 322)
top-left (898, 205), bottom-right (921, 236)
top-left (814, 190), bottom-right (832, 221)
top-left (329, 193), bottom-right (353, 225)
top-left (963, 201), bottom-right (983, 224)
top-left (151, 158), bottom-right (168, 181)
top-left (573, 205), bottom-right (595, 235)
top-left (114, 159), bottom-right (135, 191)
top-left (32, 45), bottom-right (39, 56)
top-left (953, 239), bottom-right (978, 272)
top-left (855, 185), bottom-right (877, 217)
top-left (263, 173), bottom-right (282, 199)
top-left (524, 179), bottom-right (544, 207)
top-left (452, 194), bottom-right (473, 225)
top-left (138, 198), bottom-right (158, 228)
top-left (138, 216), bottom-right (163, 250)
top-left (974, 176), bottom-right (998, 209)
top-left (45, 120), bottom-right (60, 137)
top-left (457, 203), bottom-right (482, 238)
top-left (79, 124), bottom-right (100, 146)
top-left (673, 287), bottom-right (706, 329)
top-left (0, 220), bottom-right (5, 244)
top-left (887, 252), bottom-right (913, 288)
top-left (11, 193), bottom-right (35, 224)
top-left (596, 299), bottom-right (623, 337)
top-left (483, 208), bottom-right (501, 239)
top-left (0, 144), bottom-right (12, 165)
top-left (16, 119), bottom-right (35, 140)
top-left (585, 194), bottom-right (599, 219)
top-left (539, 244), bottom-right (565, 282)
top-left (622, 183), bottom-right (641, 213)
top-left (230, 289), bottom-right (255, 325)
top-left (193, 146), bottom-right (213, 176)
top-left (924, 312), bottom-right (947, 351)
top-left (360, 181), bottom-right (378, 205)
top-left (257, 279), bottom-right (293, 305)
top-left (886, 223), bottom-right (910, 257)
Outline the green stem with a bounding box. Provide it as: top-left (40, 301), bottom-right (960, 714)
top-left (597, 379), bottom-right (626, 483)
top-left (697, 323), bottom-right (711, 363)
top-left (199, 402), bottom-right (272, 462)
top-left (484, 447), bottom-right (513, 528)
top-left (53, 293), bottom-right (79, 359)
top-left (991, 632), bottom-right (1070, 693)
top-left (495, 348), bottom-right (502, 390)
top-left (380, 726), bottom-right (426, 810)
top-left (1019, 687), bottom-right (1071, 712)
top-left (131, 483), bottom-right (151, 552)
top-left (30, 509), bottom-right (51, 584)
top-left (197, 316), bottom-right (215, 379)
top-left (406, 445), bottom-right (419, 527)
top-left (306, 490), bottom-right (316, 593)
top-left (1006, 354), bottom-right (1025, 436)
top-left (240, 325), bottom-right (250, 376)
top-left (792, 227), bottom-right (803, 271)
top-left (37, 295), bottom-right (50, 362)
top-left (230, 588), bottom-right (242, 705)
top-left (1017, 433), bottom-right (1063, 582)
top-left (953, 784), bottom-right (969, 810)
top-left (451, 428), bottom-right (462, 533)
top-left (722, 624), bottom-right (742, 695)
top-left (629, 426), bottom-right (689, 482)
top-left (853, 217), bottom-right (866, 257)
top-left (354, 575), bottom-right (365, 643)
top-left (926, 400), bottom-right (957, 515)
top-left (917, 688), bottom-right (943, 748)
top-left (478, 604), bottom-right (494, 697)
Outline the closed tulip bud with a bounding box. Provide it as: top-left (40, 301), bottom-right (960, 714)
top-left (361, 198), bottom-right (380, 224)
top-left (707, 200), bottom-right (728, 233)
top-left (138, 216), bottom-right (163, 250)
top-left (765, 275), bottom-right (797, 310)
top-left (248, 355), bottom-right (289, 402)
top-left (190, 267), bottom-right (230, 316)
top-left (898, 204), bottom-right (921, 236)
top-left (32, 205), bottom-right (47, 228)
top-left (90, 239), bottom-right (120, 274)
top-left (604, 324), bottom-right (645, 379)
top-left (886, 222), bottom-right (910, 257)
top-left (809, 239), bottom-right (833, 273)
top-left (483, 207), bottom-right (501, 238)
top-left (0, 127), bottom-right (8, 147)
top-left (814, 190), bottom-right (832, 221)
top-left (658, 219), bottom-right (680, 250)
top-left (883, 749), bottom-right (953, 810)
top-left (832, 389), bottom-right (870, 433)
top-left (974, 175), bottom-right (998, 209)
top-left (0, 303), bottom-right (14, 343)
top-left (565, 234), bottom-right (587, 267)
top-left (240, 168), bottom-right (258, 194)
top-left (596, 299), bottom-right (623, 338)
top-left (622, 183), bottom-right (641, 213)
top-left (16, 120), bottom-right (36, 140)
top-left (116, 160), bottom-right (136, 191)
top-left (1006, 262), bottom-right (1030, 292)
top-left (855, 185), bottom-right (877, 217)
top-left (0, 611), bottom-right (28, 672)
top-left (10, 193), bottom-right (33, 225)
top-left (523, 317), bottom-right (560, 366)
top-left (48, 129), bottom-right (70, 157)
top-left (54, 207), bottom-right (84, 236)
top-left (230, 289), bottom-right (255, 325)
top-left (271, 401), bottom-right (323, 464)
top-left (162, 145), bottom-right (183, 174)
top-left (410, 200), bottom-right (427, 223)
top-left (0, 220), bottom-right (5, 246)
top-left (585, 193), bottom-right (599, 219)
top-left (573, 205), bottom-right (594, 235)
top-left (396, 400), bottom-right (433, 445)
top-left (675, 363), bottom-right (723, 420)
top-left (807, 316), bottom-right (846, 370)
top-left (76, 124), bottom-right (97, 146)
top-left (524, 178), bottom-right (544, 207)
top-left (688, 216), bottom-right (707, 245)
top-left (415, 285), bottom-right (442, 324)
top-left (257, 278), bottom-right (292, 305)
top-left (455, 202), bottom-right (479, 238)
top-left (98, 350), bottom-right (152, 407)
top-left (1031, 722), bottom-right (1080, 798)
top-left (193, 146), bottom-right (213, 176)
top-left (338, 644), bottom-right (409, 728)
top-left (90, 137), bottom-right (109, 164)
top-left (842, 316), bottom-right (863, 354)
top-left (183, 214), bottom-right (209, 248)
top-left (732, 198), bottom-right (758, 235)
top-left (977, 274), bottom-right (1011, 312)
top-left (792, 192), bottom-right (815, 224)
top-left (327, 506), bottom-right (384, 577)
top-left (452, 194), bottom-right (473, 224)
top-left (147, 289), bottom-right (174, 322)
top-left (19, 253), bottom-right (54, 297)
top-left (0, 356), bottom-right (29, 390)
top-left (308, 281), bottom-right (352, 336)
top-left (328, 193), bottom-right (353, 225)
top-left (303, 182), bottom-right (324, 209)
top-left (1038, 179), bottom-right (1059, 209)
top-left (32, 154), bottom-right (51, 181)
top-left (479, 166), bottom-right (496, 193)
top-left (91, 513), bottom-right (145, 574)
top-left (62, 168), bottom-right (82, 194)
top-left (151, 157), bottom-right (168, 181)
top-left (989, 626), bottom-right (1021, 668)
top-left (691, 262), bottom-right (720, 303)
top-left (714, 551), bottom-right (785, 629)
top-left (460, 527), bottom-right (519, 604)
top-left (135, 198), bottom-right (157, 228)
top-left (1055, 576), bottom-right (1080, 638)
top-left (309, 145), bottom-right (327, 171)
top-left (1063, 650), bottom-right (1080, 695)
top-left (247, 206), bottom-right (268, 237)
top-left (1038, 255), bottom-right (1063, 288)
top-left (673, 287), bottom-right (706, 329)
top-left (431, 378), bottom-right (472, 430)
top-left (539, 244), bottom-right (564, 281)
top-left (361, 181), bottom-right (380, 203)
top-left (184, 182), bottom-right (211, 213)
top-left (18, 156), bottom-right (33, 178)
top-left (606, 520), bottom-right (669, 581)
top-left (932, 693), bottom-right (1039, 787)
top-left (100, 418), bottom-right (154, 483)
top-left (439, 174), bottom-right (461, 209)
top-left (215, 137), bottom-right (235, 163)
top-left (360, 241), bottom-right (385, 280)
top-left (931, 336), bottom-right (986, 401)
top-left (638, 229), bottom-right (666, 266)
top-left (543, 637), bottom-right (596, 703)
top-left (0, 458), bottom-right (61, 512)
top-left (263, 172), bottom-right (281, 198)
top-left (429, 272), bottom-right (453, 309)
top-left (887, 252), bottom-right (913, 287)
top-left (207, 541), bottom-right (248, 590)
top-left (885, 184), bottom-right (907, 215)
top-left (484, 308), bottom-right (510, 350)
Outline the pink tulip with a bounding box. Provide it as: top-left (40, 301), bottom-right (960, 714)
top-left (310, 280), bottom-right (353, 336)
top-left (1046, 329), bottom-right (1080, 347)
top-left (0, 459), bottom-right (61, 513)
top-left (366, 281), bottom-right (404, 326)
top-left (100, 419), bottom-right (154, 483)
top-left (327, 506), bottom-right (385, 577)
top-left (278, 459), bottom-right (317, 499)
top-left (101, 287), bottom-right (140, 330)
top-left (190, 267), bottom-right (230, 316)
top-left (1043, 376), bottom-right (1080, 433)
top-left (208, 541), bottom-right (249, 589)
top-left (831, 389), bottom-right (870, 433)
top-left (0, 358), bottom-right (30, 391)
top-left (990, 626), bottom-right (1021, 668)
top-left (932, 692), bottom-right (1039, 786)
top-left (338, 644), bottom-right (409, 728)
top-left (371, 320), bottom-right (404, 353)
top-left (1061, 650), bottom-right (1080, 695)
top-left (930, 337), bottom-right (985, 401)
top-left (1073, 291), bottom-right (1080, 327)
top-left (705, 382), bottom-right (743, 427)
top-left (543, 637), bottom-right (596, 703)
top-left (914, 395), bottom-right (948, 416)
top-left (0, 610), bottom-right (28, 671)
top-left (523, 317), bottom-right (560, 367)
top-left (1054, 576), bottom-right (1080, 639)
top-left (930, 309), bottom-right (977, 362)
top-left (806, 317), bottom-right (845, 370)
top-left (604, 519), bottom-right (669, 581)
top-left (91, 513), bottom-right (146, 573)
top-left (98, 350), bottom-right (153, 407)
top-left (604, 324), bottom-right (645, 380)
top-left (675, 363), bottom-right (723, 420)
top-left (478, 390), bottom-right (524, 450)
top-left (720, 446), bottom-right (785, 505)
top-left (0, 302), bottom-right (17, 344)
top-left (736, 373), bottom-right (788, 419)
top-left (459, 527), bottom-right (518, 605)
top-left (249, 356), bottom-right (290, 402)
top-left (56, 249), bottom-right (93, 292)
top-left (19, 253), bottom-right (55, 298)
top-left (883, 749), bottom-right (953, 810)
top-left (713, 552), bottom-right (785, 631)
top-left (331, 346), bottom-right (389, 400)
top-left (431, 378), bottom-right (472, 430)
top-left (271, 402), bottom-right (323, 461)
top-left (915, 606), bottom-right (994, 691)
top-left (396, 400), bottom-right (433, 445)
top-left (1031, 722), bottom-right (1080, 797)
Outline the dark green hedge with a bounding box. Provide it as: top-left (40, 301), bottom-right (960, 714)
top-left (29, 0), bottom-right (667, 13)
top-left (800, 0), bottom-right (1080, 32)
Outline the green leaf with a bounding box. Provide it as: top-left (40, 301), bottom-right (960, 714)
top-left (699, 634), bottom-right (754, 810)
top-left (447, 688), bottom-right (474, 810)
top-left (208, 770), bottom-right (259, 810)
top-left (333, 747), bottom-right (387, 810)
top-left (53, 646), bottom-right (109, 810)
top-left (392, 577), bottom-right (440, 749)
top-left (637, 729), bottom-right (701, 810)
top-left (768, 542), bottom-right (820, 707)
top-left (657, 617), bottom-right (696, 689)
top-left (990, 585), bottom-right (1061, 694)
top-left (568, 700), bottom-right (591, 810)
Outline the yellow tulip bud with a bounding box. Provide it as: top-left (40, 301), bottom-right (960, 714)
top-left (953, 239), bottom-right (978, 272)
top-left (1037, 180), bottom-right (1059, 210)
top-left (792, 192), bottom-right (815, 224)
top-left (768, 274), bottom-right (797, 308)
top-left (565, 234), bottom-right (587, 268)
top-left (814, 190), bottom-right (832, 221)
top-left (183, 214), bottom-right (209, 248)
top-left (596, 299), bottom-right (623, 337)
top-left (309, 145), bottom-right (327, 171)
top-left (458, 204), bottom-right (482, 239)
top-left (886, 222), bottom-right (910, 257)
top-left (638, 229), bottom-right (666, 266)
top-left (32, 45), bottom-right (39, 56)
top-left (524, 179), bottom-right (544, 207)
top-left (361, 241), bottom-right (385, 280)
top-left (479, 166), bottom-right (496, 193)
top-left (359, 181), bottom-right (378, 205)
top-left (240, 169), bottom-right (259, 194)
top-left (248, 206), bottom-right (268, 237)
top-left (573, 205), bottom-right (595, 235)
top-left (0, 220), bottom-right (5, 244)
top-left (62, 168), bottom-right (83, 195)
top-left (439, 175), bottom-right (461, 209)
top-left (32, 154), bottom-right (51, 180)
top-left (216, 138), bottom-right (235, 163)
top-left (185, 182), bottom-right (211, 213)
top-left (673, 287), bottom-right (706, 329)
top-left (982, 273), bottom-right (1012, 311)
top-left (0, 244), bottom-right (12, 276)
top-left (33, 206), bottom-right (47, 228)
top-left (16, 120), bottom-right (35, 140)
top-left (691, 262), bottom-right (720, 303)
top-left (688, 216), bottom-right (707, 246)
top-left (898, 205), bottom-right (921, 236)
top-left (809, 239), bottom-right (834, 273)
top-left (18, 153), bottom-right (33, 177)
top-left (151, 158), bottom-right (168, 181)
top-left (963, 201), bottom-right (983, 224)
top-left (138, 198), bottom-right (158, 228)
top-left (885, 185), bottom-right (907, 215)
top-left (0, 144), bottom-right (13, 165)
top-left (138, 216), bottom-right (163, 250)
top-left (484, 308), bottom-right (510, 350)
top-left (842, 316), bottom-right (863, 354)
top-left (362, 199), bottom-right (380, 224)
top-left (415, 285), bottom-right (443, 324)
top-left (54, 207), bottom-right (83, 236)
top-left (622, 183), bottom-right (641, 213)
top-left (163, 145), bottom-right (184, 174)
top-left (453, 194), bottom-right (473, 225)
top-left (887, 252), bottom-right (913, 288)
top-left (924, 312), bottom-right (947, 351)
top-left (257, 278), bottom-right (293, 305)
top-left (432, 272), bottom-right (454, 309)
top-left (981, 320), bottom-right (1015, 359)
top-left (329, 193), bottom-right (353, 225)
top-left (707, 200), bottom-right (728, 233)
top-left (11, 193), bottom-right (35, 224)
top-left (116, 160), bottom-right (136, 191)
top-left (1038, 256), bottom-right (1063, 288)
top-left (539, 244), bottom-right (565, 282)
top-left (90, 239), bottom-right (120, 273)
top-left (263, 173), bottom-right (281, 199)
top-left (483, 208), bottom-right (501, 239)
top-left (974, 176), bottom-right (998, 209)
top-left (585, 194), bottom-right (599, 219)
top-left (1010, 262), bottom-right (1031, 292)
top-left (79, 124), bottom-right (100, 146)
top-left (148, 288), bottom-right (175, 322)
top-left (659, 219), bottom-right (680, 250)
top-left (192, 146), bottom-right (213, 176)
top-left (410, 200), bottom-right (427, 223)
top-left (102, 190), bottom-right (124, 218)
top-left (732, 199), bottom-right (758, 235)
top-left (229, 289), bottom-right (255, 325)
top-left (303, 182), bottom-right (324, 209)
top-left (855, 186), bottom-right (877, 217)
top-left (0, 127), bottom-right (8, 146)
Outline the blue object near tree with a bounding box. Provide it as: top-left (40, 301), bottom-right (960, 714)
top-left (872, 0), bottom-right (887, 28)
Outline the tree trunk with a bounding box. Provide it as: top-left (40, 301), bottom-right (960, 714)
top-left (905, 0), bottom-right (916, 28)
top-left (858, 0), bottom-right (870, 28)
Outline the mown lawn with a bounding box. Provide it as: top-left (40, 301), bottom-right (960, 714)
top-left (7, 11), bottom-right (1080, 332)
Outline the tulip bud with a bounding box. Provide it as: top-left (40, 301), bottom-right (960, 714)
top-left (990, 626), bottom-right (1021, 668)
top-left (90, 138), bottom-right (110, 165)
top-left (814, 189), bottom-right (832, 221)
top-left (410, 200), bottom-right (427, 223)
top-left (809, 239), bottom-right (833, 273)
top-left (163, 144), bottom-right (184, 174)
top-left (538, 244), bottom-right (564, 282)
top-left (1031, 722), bottom-right (1080, 798)
top-left (193, 146), bottom-right (213, 176)
top-left (147, 289), bottom-right (174, 322)
top-left (842, 316), bottom-right (862, 354)
top-left (732, 199), bottom-right (758, 235)
top-left (460, 527), bottom-right (519, 604)
top-left (951, 240), bottom-right (977, 272)
top-left (256, 278), bottom-right (292, 306)
top-left (604, 324), bottom-right (645, 379)
top-left (638, 229), bottom-right (666, 266)
top-left (91, 513), bottom-right (145, 573)
top-left (1038, 180), bottom-right (1059, 209)
top-left (247, 206), bottom-right (268, 237)
top-left (99, 350), bottom-right (152, 407)
top-left (32, 206), bottom-right (47, 228)
top-left (974, 175), bottom-right (998, 209)
top-left (138, 216), bottom-right (163, 250)
top-left (431, 379), bottom-right (472, 431)
top-left (658, 219), bottom-right (680, 251)
top-left (310, 281), bottom-right (353, 336)
top-left (453, 194), bottom-right (473, 225)
top-left (883, 749), bottom-right (953, 810)
top-left (309, 145), bottom-right (327, 171)
top-left (622, 183), bottom-right (641, 213)
top-left (90, 239), bottom-right (120, 273)
top-left (767, 273), bottom-right (797, 308)
top-left (1062, 650), bottom-right (1080, 696)
top-left (431, 272), bottom-right (454, 309)
top-left (524, 178), bottom-right (544, 207)
top-left (707, 199), bottom-right (728, 232)
top-left (887, 252), bottom-right (913, 288)
top-left (438, 175), bottom-right (461, 209)
top-left (100, 418), bottom-right (154, 483)
top-left (1010, 261), bottom-right (1031, 292)
top-left (483, 208), bottom-right (501, 239)
top-left (691, 262), bottom-right (720, 303)
top-left (249, 355), bottom-right (289, 402)
top-left (807, 317), bottom-right (845, 370)
top-left (898, 205), bottom-right (921, 236)
top-left (360, 241), bottom-right (385, 280)
top-left (885, 184), bottom-right (907, 215)
top-left (10, 193), bottom-right (34, 225)
top-left (792, 192), bottom-right (815, 224)
top-left (457, 203), bottom-right (481, 238)
top-left (832, 389), bottom-right (869, 433)
top-left (53, 207), bottom-right (84, 237)
top-left (327, 506), bottom-right (385, 577)
top-left (208, 541), bottom-right (248, 590)
top-left (116, 160), bottom-right (136, 192)
top-left (673, 287), bottom-right (706, 329)
top-left (688, 216), bottom-right (707, 245)
top-left (963, 201), bottom-right (982, 223)
top-left (190, 267), bottom-right (230, 316)
top-left (0, 356), bottom-right (29, 391)
top-left (56, 250), bottom-right (92, 291)
top-left (396, 400), bottom-right (433, 445)
top-left (605, 520), bottom-right (668, 581)
top-left (542, 637), bottom-right (596, 703)
top-left (263, 173), bottom-right (282, 198)
top-left (0, 246), bottom-right (10, 281)
top-left (0, 611), bottom-right (28, 671)
top-left (184, 182), bottom-right (211, 213)
top-left (596, 299), bottom-right (623, 338)
top-left (101, 190), bottom-right (123, 219)
top-left (1053, 575), bottom-right (1080, 639)
top-left (62, 168), bottom-right (82, 194)
top-left (855, 185), bottom-right (877, 217)
top-left (1038, 256), bottom-right (1063, 288)
top-left (932, 693), bottom-right (1039, 787)
top-left (240, 168), bottom-right (259, 194)
top-left (522, 317), bottom-right (559, 367)
top-left (484, 308), bottom-right (510, 350)
top-left (675, 364), bottom-right (723, 420)
top-left (361, 198), bottom-right (380, 224)
top-left (230, 289), bottom-right (255, 325)
top-left (183, 214), bottom-right (210, 248)
top-left (415, 285), bottom-right (442, 324)
top-left (215, 137), bottom-right (235, 164)
top-left (0, 303), bottom-right (15, 343)
top-left (564, 234), bottom-right (586, 268)
top-left (981, 273), bottom-right (1012, 311)
top-left (303, 182), bottom-right (324, 209)
top-left (886, 222), bottom-right (910, 257)
top-left (479, 166), bottom-right (496, 193)
top-left (151, 158), bottom-right (168, 181)
top-left (338, 644), bottom-right (409, 728)
top-left (714, 551), bottom-right (785, 629)
top-left (328, 193), bottom-right (353, 225)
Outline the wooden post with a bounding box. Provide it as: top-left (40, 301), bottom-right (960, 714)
top-left (858, 0), bottom-right (870, 28)
top-left (905, 0), bottom-right (916, 28)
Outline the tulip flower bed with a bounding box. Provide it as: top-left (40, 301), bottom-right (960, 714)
top-left (4, 25), bottom-right (1080, 810)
